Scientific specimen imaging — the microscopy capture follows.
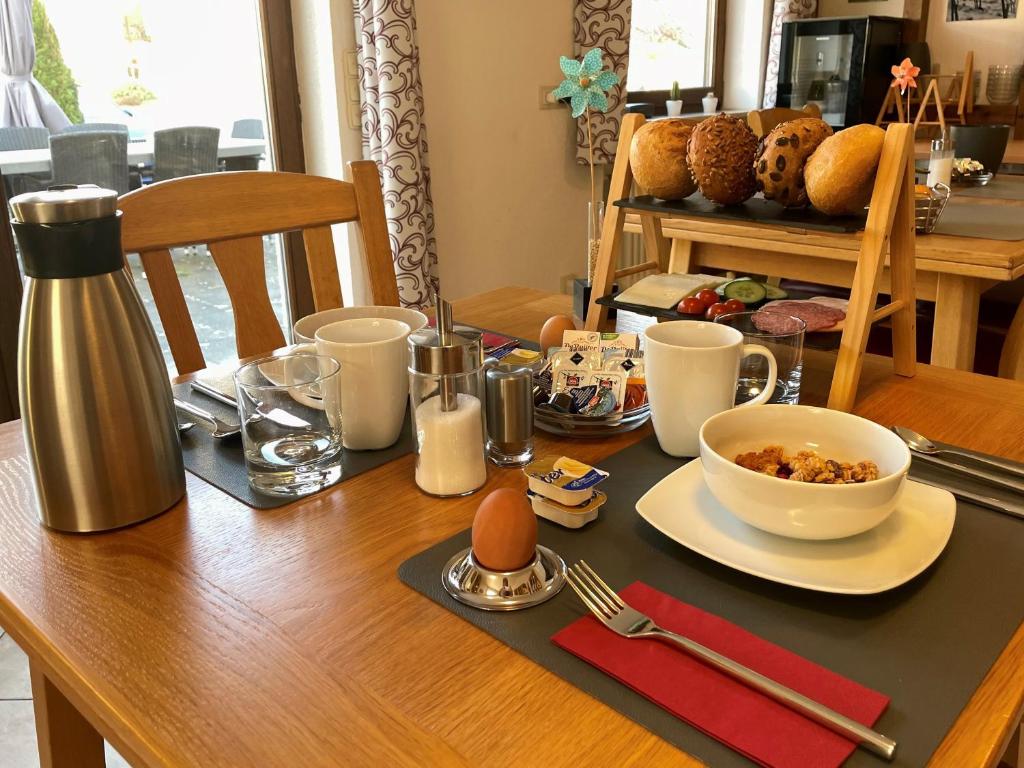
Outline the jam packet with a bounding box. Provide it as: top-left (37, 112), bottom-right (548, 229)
top-left (588, 371), bottom-right (627, 412)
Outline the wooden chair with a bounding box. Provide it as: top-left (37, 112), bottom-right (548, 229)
top-left (118, 163), bottom-right (398, 375)
top-left (747, 104), bottom-right (822, 138)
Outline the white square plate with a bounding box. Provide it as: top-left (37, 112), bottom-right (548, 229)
top-left (636, 459), bottom-right (956, 594)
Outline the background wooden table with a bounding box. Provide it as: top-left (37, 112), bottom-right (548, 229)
top-left (624, 177), bottom-right (1024, 374)
top-left (1, 287), bottom-right (1023, 767)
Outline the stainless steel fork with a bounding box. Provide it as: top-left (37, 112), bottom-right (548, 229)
top-left (565, 561), bottom-right (897, 761)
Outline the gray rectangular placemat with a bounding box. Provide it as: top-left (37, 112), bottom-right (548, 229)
top-left (399, 436), bottom-right (1024, 766)
top-left (951, 178), bottom-right (1024, 201)
top-left (932, 202), bottom-right (1024, 240)
top-left (173, 382), bottom-right (413, 509)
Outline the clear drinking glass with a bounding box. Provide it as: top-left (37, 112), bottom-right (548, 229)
top-left (233, 353), bottom-right (343, 497)
top-left (715, 311), bottom-right (806, 405)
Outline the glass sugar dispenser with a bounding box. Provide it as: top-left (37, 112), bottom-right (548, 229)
top-left (408, 297), bottom-right (487, 497)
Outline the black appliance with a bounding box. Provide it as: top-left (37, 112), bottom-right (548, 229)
top-left (777, 16), bottom-right (903, 129)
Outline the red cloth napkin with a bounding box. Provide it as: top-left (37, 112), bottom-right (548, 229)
top-left (552, 582), bottom-right (889, 768)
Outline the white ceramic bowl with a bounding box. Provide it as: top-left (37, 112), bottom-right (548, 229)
top-left (698, 405), bottom-right (910, 540)
top-left (293, 306), bottom-right (427, 344)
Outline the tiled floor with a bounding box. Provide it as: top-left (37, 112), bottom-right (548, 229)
top-left (0, 628), bottom-right (131, 768)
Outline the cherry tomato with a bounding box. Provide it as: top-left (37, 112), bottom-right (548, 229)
top-left (722, 298), bottom-right (746, 314)
top-left (677, 297), bottom-right (705, 315)
top-left (694, 288), bottom-right (720, 308)
top-left (705, 302), bottom-right (730, 321)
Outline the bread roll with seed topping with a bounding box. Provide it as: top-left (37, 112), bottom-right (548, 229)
top-left (686, 114), bottom-right (758, 205)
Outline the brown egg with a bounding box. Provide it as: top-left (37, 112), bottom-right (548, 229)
top-left (540, 314), bottom-right (577, 356)
top-left (471, 488), bottom-right (538, 572)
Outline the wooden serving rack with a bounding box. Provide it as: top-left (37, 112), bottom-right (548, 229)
top-left (585, 114), bottom-right (918, 412)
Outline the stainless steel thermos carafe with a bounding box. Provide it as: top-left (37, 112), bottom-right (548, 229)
top-left (12, 185), bottom-right (185, 532)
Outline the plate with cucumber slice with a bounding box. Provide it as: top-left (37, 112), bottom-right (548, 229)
top-left (716, 279), bottom-right (849, 333)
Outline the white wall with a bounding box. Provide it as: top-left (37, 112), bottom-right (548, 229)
top-left (723, 0), bottom-right (774, 110)
top-left (290, 0), bottom-right (368, 305)
top-left (925, 9), bottom-right (1024, 94)
top-left (415, 0), bottom-right (592, 301)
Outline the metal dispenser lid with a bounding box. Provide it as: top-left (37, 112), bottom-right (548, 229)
top-left (10, 184), bottom-right (118, 224)
top-left (408, 325), bottom-right (482, 375)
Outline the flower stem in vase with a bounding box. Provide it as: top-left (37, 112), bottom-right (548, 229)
top-left (586, 109), bottom-right (600, 282)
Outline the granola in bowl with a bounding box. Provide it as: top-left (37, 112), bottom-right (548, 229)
top-left (735, 445), bottom-right (880, 484)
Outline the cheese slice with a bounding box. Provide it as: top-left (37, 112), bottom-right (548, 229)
top-left (614, 273), bottom-right (727, 310)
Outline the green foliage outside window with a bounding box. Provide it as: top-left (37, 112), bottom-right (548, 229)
top-left (31, 0), bottom-right (83, 124)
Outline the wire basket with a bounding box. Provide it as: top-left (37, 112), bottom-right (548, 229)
top-left (915, 182), bottom-right (950, 234)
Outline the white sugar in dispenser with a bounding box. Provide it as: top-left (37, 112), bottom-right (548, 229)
top-left (407, 297), bottom-right (487, 496)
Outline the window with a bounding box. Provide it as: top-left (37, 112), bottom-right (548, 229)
top-left (626, 0), bottom-right (726, 113)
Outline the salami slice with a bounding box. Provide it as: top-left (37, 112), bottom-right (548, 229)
top-left (758, 300), bottom-right (846, 332)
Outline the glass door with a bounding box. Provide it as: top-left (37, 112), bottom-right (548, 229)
top-left (3, 0), bottom-right (290, 372)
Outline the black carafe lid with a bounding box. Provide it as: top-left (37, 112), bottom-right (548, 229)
top-left (10, 184), bottom-right (123, 279)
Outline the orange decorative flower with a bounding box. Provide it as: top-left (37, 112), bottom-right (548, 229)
top-left (890, 57), bottom-right (920, 95)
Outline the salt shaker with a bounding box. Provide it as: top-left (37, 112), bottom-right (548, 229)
top-left (927, 130), bottom-right (954, 188)
top-left (408, 299), bottom-right (487, 496)
top-left (484, 363), bottom-right (534, 467)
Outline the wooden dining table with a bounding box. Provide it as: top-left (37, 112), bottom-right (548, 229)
top-left (1, 286), bottom-right (1023, 767)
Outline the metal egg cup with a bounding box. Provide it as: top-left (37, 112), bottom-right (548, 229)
top-left (442, 545), bottom-right (567, 611)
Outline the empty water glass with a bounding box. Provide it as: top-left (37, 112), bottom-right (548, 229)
top-left (233, 353), bottom-right (342, 497)
top-left (715, 310), bottom-right (806, 405)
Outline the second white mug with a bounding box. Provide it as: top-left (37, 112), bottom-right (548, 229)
top-left (644, 320), bottom-right (777, 457)
top-left (298, 317), bottom-right (411, 450)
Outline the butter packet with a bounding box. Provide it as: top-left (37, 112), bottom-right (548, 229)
top-left (588, 371), bottom-right (627, 412)
top-left (549, 348), bottom-right (601, 377)
top-left (598, 332), bottom-right (639, 354)
top-left (554, 367), bottom-right (591, 393)
top-left (561, 330), bottom-right (601, 354)
top-left (524, 456), bottom-right (609, 507)
top-left (603, 350), bottom-right (645, 378)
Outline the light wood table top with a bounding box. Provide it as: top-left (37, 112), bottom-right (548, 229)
top-left (2, 286), bottom-right (1024, 767)
top-left (916, 139), bottom-right (1024, 168)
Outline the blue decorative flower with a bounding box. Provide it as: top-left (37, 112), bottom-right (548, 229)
top-left (551, 48), bottom-right (620, 118)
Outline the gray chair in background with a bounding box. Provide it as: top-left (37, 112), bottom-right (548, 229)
top-left (49, 130), bottom-right (130, 195)
top-left (58, 123), bottom-right (129, 135)
top-left (231, 118), bottom-right (264, 139)
top-left (0, 126), bottom-right (49, 150)
top-left (153, 126), bottom-right (219, 182)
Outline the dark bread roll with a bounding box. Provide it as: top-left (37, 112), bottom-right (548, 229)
top-left (686, 114), bottom-right (758, 205)
top-left (753, 117), bottom-right (833, 208)
top-left (629, 119), bottom-right (698, 200)
top-left (804, 124), bottom-right (886, 215)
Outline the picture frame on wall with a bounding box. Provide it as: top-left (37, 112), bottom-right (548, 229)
top-left (947, 0), bottom-right (1018, 21)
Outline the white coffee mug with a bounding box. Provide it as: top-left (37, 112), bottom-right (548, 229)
top-left (644, 321), bottom-right (777, 457)
top-left (297, 317), bottom-right (411, 450)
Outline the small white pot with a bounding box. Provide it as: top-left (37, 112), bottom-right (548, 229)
top-left (665, 100), bottom-right (683, 116)
top-left (702, 96), bottom-right (718, 113)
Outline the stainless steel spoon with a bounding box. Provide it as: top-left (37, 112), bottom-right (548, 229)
top-left (178, 421), bottom-right (195, 434)
top-left (893, 425), bottom-right (1024, 494)
top-left (174, 398), bottom-right (241, 439)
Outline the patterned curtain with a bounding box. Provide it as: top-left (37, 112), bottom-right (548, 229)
top-left (352, 0), bottom-right (438, 308)
top-left (573, 0), bottom-right (631, 165)
top-left (762, 0), bottom-right (817, 108)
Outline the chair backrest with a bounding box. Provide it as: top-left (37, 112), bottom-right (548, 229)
top-left (153, 126), bottom-right (220, 182)
top-left (49, 131), bottom-right (129, 194)
top-left (118, 165), bottom-right (399, 374)
top-left (0, 126), bottom-right (50, 150)
top-left (957, 50), bottom-right (975, 118)
top-left (231, 118), bottom-right (264, 139)
top-left (58, 123), bottom-right (129, 135)
top-left (747, 104), bottom-right (821, 137)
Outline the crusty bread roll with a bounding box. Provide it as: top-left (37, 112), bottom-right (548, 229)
top-left (686, 114), bottom-right (758, 205)
top-left (629, 120), bottom-right (697, 200)
top-left (754, 117), bottom-right (832, 208)
top-left (803, 124), bottom-right (885, 215)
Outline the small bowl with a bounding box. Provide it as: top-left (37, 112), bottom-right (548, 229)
top-left (293, 305), bottom-right (427, 344)
top-left (699, 405), bottom-right (910, 540)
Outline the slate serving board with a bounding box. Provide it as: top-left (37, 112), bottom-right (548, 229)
top-left (399, 435), bottom-right (1024, 767)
